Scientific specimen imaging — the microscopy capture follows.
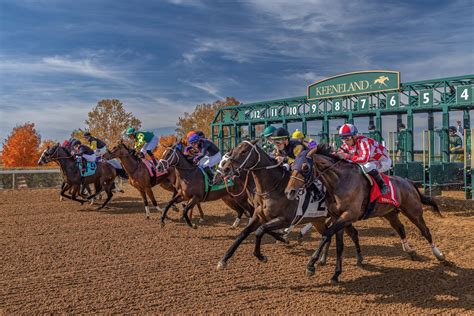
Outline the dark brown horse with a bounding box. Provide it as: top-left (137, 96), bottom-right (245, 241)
top-left (216, 140), bottom-right (363, 270)
top-left (284, 143), bottom-right (446, 283)
top-left (159, 145), bottom-right (253, 229)
top-left (103, 142), bottom-right (190, 219)
top-left (38, 143), bottom-right (116, 209)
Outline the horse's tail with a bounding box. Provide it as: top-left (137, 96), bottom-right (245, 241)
top-left (411, 181), bottom-right (443, 217)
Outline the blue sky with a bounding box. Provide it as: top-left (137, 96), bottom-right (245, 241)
top-left (0, 0), bottom-right (473, 144)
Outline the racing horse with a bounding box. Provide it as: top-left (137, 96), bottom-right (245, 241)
top-left (104, 142), bottom-right (192, 219)
top-left (38, 143), bottom-right (117, 209)
top-left (284, 143), bottom-right (446, 283)
top-left (159, 144), bottom-right (254, 229)
top-left (216, 140), bottom-right (363, 270)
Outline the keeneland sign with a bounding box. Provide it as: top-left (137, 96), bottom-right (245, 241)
top-left (307, 70), bottom-right (400, 100)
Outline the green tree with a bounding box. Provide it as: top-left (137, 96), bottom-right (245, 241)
top-left (85, 99), bottom-right (141, 147)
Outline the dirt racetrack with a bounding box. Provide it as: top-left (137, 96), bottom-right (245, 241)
top-left (1, 186), bottom-right (473, 314)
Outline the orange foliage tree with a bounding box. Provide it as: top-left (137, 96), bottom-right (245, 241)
top-left (38, 139), bottom-right (57, 154)
top-left (176, 97), bottom-right (239, 139)
top-left (1, 123), bottom-right (41, 167)
top-left (154, 134), bottom-right (177, 159)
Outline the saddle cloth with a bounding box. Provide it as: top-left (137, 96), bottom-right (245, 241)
top-left (199, 167), bottom-right (233, 193)
top-left (77, 161), bottom-right (96, 177)
top-left (141, 158), bottom-right (163, 178)
top-left (290, 184), bottom-right (328, 227)
top-left (369, 173), bottom-right (400, 207)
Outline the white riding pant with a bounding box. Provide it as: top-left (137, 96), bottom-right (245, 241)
top-left (106, 159), bottom-right (122, 169)
top-left (141, 136), bottom-right (159, 154)
top-left (82, 153), bottom-right (97, 163)
top-left (95, 147), bottom-right (108, 156)
top-left (198, 152), bottom-right (222, 169)
top-left (362, 156), bottom-right (392, 173)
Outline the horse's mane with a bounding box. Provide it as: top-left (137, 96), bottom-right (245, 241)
top-left (315, 143), bottom-right (342, 162)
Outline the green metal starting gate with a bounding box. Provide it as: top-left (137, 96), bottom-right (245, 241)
top-left (211, 72), bottom-right (474, 199)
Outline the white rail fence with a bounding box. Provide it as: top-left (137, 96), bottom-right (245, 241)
top-left (0, 169), bottom-right (62, 189)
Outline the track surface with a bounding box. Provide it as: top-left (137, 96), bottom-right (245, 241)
top-left (1, 186), bottom-right (473, 313)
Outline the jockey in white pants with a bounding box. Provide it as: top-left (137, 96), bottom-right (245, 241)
top-left (336, 123), bottom-right (392, 194)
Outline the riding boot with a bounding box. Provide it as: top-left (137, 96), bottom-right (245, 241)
top-left (204, 167), bottom-right (215, 185)
top-left (368, 169), bottom-right (389, 195)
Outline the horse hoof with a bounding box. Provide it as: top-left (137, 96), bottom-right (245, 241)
top-left (230, 225), bottom-right (237, 230)
top-left (259, 256), bottom-right (268, 263)
top-left (160, 221), bottom-right (165, 228)
top-left (408, 251), bottom-right (417, 261)
top-left (356, 260), bottom-right (364, 267)
top-left (305, 267), bottom-right (315, 277)
top-left (318, 260), bottom-right (327, 266)
top-left (192, 223), bottom-right (198, 229)
top-left (331, 277), bottom-right (339, 285)
top-left (199, 218), bottom-right (204, 223)
top-left (217, 260), bottom-right (227, 270)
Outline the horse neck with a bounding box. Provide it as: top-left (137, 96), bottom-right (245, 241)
top-left (174, 151), bottom-right (196, 171)
top-left (56, 150), bottom-right (79, 178)
top-left (314, 155), bottom-right (345, 194)
top-left (249, 150), bottom-right (287, 195)
top-left (117, 154), bottom-right (140, 175)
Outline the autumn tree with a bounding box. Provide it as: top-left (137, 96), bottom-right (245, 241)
top-left (176, 97), bottom-right (239, 139)
top-left (85, 99), bottom-right (141, 147)
top-left (1, 123), bottom-right (41, 167)
top-left (154, 134), bottom-right (177, 159)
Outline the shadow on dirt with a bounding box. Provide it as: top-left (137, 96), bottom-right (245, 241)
top-left (236, 262), bottom-right (472, 311)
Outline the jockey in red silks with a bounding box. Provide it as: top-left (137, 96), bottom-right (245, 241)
top-left (335, 123), bottom-right (391, 195)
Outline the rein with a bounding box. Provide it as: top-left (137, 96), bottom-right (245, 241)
top-left (254, 168), bottom-right (287, 198)
top-left (232, 140), bottom-right (281, 173)
top-left (223, 169), bottom-right (250, 197)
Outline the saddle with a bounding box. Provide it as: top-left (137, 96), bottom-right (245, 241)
top-left (199, 167), bottom-right (233, 194)
top-left (359, 165), bottom-right (400, 220)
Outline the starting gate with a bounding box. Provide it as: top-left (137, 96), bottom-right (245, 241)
top-left (211, 72), bottom-right (474, 198)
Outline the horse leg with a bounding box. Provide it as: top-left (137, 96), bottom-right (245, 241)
top-left (401, 208), bottom-right (445, 261)
top-left (383, 211), bottom-right (416, 260)
top-left (196, 203), bottom-right (205, 223)
top-left (97, 181), bottom-right (114, 209)
top-left (217, 219), bottom-right (261, 270)
top-left (306, 217), bottom-right (350, 277)
top-left (171, 189), bottom-right (180, 212)
top-left (160, 194), bottom-right (182, 227)
top-left (70, 185), bottom-right (88, 204)
top-left (311, 219), bottom-right (331, 265)
top-left (139, 190), bottom-right (150, 219)
top-left (231, 207), bottom-right (244, 229)
top-left (59, 182), bottom-right (69, 201)
top-left (145, 187), bottom-right (161, 213)
top-left (297, 223), bottom-right (314, 242)
top-left (331, 229), bottom-right (345, 284)
top-left (254, 217), bottom-right (289, 263)
top-left (344, 225), bottom-right (364, 266)
top-left (182, 197), bottom-right (199, 229)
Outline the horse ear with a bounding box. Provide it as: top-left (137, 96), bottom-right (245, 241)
top-left (306, 147), bottom-right (318, 158)
top-left (251, 139), bottom-right (259, 145)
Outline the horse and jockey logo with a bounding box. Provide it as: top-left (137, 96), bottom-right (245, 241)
top-left (374, 76), bottom-right (390, 87)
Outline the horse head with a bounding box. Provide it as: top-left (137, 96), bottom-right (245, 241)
top-left (38, 143), bottom-right (68, 165)
top-left (285, 143), bottom-right (341, 200)
top-left (220, 139), bottom-right (267, 177)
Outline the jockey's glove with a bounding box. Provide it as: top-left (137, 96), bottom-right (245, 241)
top-left (282, 163), bottom-right (290, 171)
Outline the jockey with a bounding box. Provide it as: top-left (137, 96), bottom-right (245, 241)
top-left (189, 133), bottom-right (222, 183)
top-left (125, 127), bottom-right (159, 167)
top-left (70, 140), bottom-right (97, 174)
top-left (271, 127), bottom-right (307, 169)
top-left (84, 132), bottom-right (107, 157)
top-left (261, 125), bottom-right (276, 155)
top-left (336, 123), bottom-right (391, 195)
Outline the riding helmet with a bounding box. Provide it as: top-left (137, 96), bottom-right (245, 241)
top-left (271, 127), bottom-right (290, 140)
top-left (262, 125), bottom-right (276, 138)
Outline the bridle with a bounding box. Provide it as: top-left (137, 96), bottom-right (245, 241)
top-left (222, 141), bottom-right (286, 198)
top-left (46, 145), bottom-right (73, 161)
top-left (228, 141), bottom-right (281, 174)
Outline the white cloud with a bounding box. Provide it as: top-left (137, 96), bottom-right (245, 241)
top-left (183, 81), bottom-right (222, 99)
